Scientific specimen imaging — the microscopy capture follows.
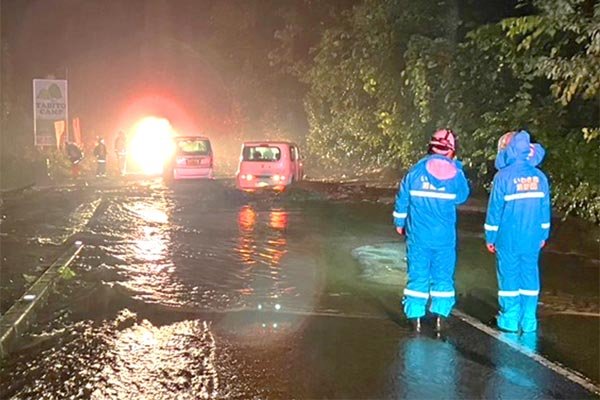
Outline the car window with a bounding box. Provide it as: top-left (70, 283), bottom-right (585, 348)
top-left (176, 139), bottom-right (211, 156)
top-left (242, 146), bottom-right (281, 162)
top-left (290, 146), bottom-right (296, 161)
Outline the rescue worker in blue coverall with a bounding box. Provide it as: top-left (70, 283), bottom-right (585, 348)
top-left (394, 129), bottom-right (470, 331)
top-left (485, 130), bottom-right (550, 333)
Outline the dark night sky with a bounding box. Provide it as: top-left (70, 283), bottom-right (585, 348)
top-left (2, 0), bottom-right (259, 139)
top-left (1, 0), bottom-right (522, 143)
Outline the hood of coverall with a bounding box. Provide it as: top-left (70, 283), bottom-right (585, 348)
top-left (495, 130), bottom-right (545, 170)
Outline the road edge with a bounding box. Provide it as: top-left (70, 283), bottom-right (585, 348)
top-left (452, 309), bottom-right (600, 395)
top-left (0, 242), bottom-right (84, 358)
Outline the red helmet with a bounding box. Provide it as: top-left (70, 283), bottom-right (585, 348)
top-left (429, 129), bottom-right (457, 156)
top-left (497, 131), bottom-right (515, 153)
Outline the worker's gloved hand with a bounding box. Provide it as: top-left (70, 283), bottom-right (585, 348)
top-left (396, 227), bottom-right (405, 236)
top-left (540, 240), bottom-right (546, 249)
top-left (486, 243), bottom-right (496, 254)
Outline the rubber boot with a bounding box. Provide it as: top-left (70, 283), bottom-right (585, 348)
top-left (413, 317), bottom-right (422, 333)
top-left (435, 316), bottom-right (443, 332)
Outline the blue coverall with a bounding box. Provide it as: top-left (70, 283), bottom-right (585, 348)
top-left (485, 131), bottom-right (551, 332)
top-left (394, 154), bottom-right (470, 319)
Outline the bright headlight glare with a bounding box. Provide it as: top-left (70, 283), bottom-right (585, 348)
top-left (129, 117), bottom-right (174, 175)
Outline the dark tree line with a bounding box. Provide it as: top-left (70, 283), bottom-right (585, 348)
top-left (1, 0), bottom-right (598, 222)
top-left (295, 0), bottom-right (599, 222)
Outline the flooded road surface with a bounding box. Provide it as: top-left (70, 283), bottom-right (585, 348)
top-left (0, 187), bottom-right (99, 312)
top-left (0, 179), bottom-right (598, 399)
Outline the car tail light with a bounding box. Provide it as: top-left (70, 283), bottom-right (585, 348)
top-left (176, 157), bottom-right (186, 165)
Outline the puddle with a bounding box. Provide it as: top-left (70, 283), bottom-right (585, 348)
top-left (352, 242), bottom-right (407, 285)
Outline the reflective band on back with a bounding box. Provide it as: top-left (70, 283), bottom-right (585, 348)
top-left (519, 289), bottom-right (539, 296)
top-left (541, 223), bottom-right (550, 229)
top-left (393, 211), bottom-right (407, 218)
top-left (498, 290), bottom-right (520, 297)
top-left (409, 190), bottom-right (457, 200)
top-left (504, 192), bottom-right (544, 201)
top-left (484, 224), bottom-right (499, 231)
top-left (430, 290), bottom-right (455, 298)
top-left (404, 289), bottom-right (430, 299)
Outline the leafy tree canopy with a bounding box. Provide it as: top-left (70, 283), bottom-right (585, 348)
top-left (301, 0), bottom-right (599, 221)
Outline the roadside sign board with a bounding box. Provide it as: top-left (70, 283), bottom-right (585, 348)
top-left (33, 79), bottom-right (68, 146)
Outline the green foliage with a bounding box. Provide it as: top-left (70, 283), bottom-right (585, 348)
top-left (304, 0), bottom-right (455, 173)
top-left (59, 265), bottom-right (76, 280)
top-left (543, 129), bottom-right (600, 223)
top-left (46, 149), bottom-right (73, 181)
top-left (501, 0), bottom-right (600, 105)
top-left (301, 0), bottom-right (599, 222)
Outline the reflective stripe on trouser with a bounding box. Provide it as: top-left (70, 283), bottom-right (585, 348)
top-left (496, 249), bottom-right (540, 332)
top-left (403, 244), bottom-right (456, 319)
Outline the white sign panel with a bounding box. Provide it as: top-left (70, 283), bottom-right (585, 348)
top-left (33, 79), bottom-right (68, 146)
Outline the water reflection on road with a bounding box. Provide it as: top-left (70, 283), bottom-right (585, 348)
top-left (397, 337), bottom-right (459, 399)
top-left (96, 317), bottom-right (219, 399)
top-left (235, 205), bottom-right (289, 302)
top-left (0, 181), bottom-right (596, 399)
top-left (115, 196), bottom-right (181, 306)
top-left (91, 187), bottom-right (319, 315)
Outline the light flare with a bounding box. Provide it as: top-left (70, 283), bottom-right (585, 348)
top-left (129, 117), bottom-right (175, 175)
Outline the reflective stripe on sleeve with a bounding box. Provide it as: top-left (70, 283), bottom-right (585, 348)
top-left (498, 290), bottom-right (520, 297)
top-left (409, 190), bottom-right (457, 200)
top-left (430, 290), bottom-right (455, 298)
top-left (403, 289), bottom-right (430, 299)
top-left (541, 223), bottom-right (550, 229)
top-left (519, 289), bottom-right (540, 296)
top-left (393, 211), bottom-right (407, 219)
top-left (484, 224), bottom-right (499, 231)
top-left (504, 192), bottom-right (544, 201)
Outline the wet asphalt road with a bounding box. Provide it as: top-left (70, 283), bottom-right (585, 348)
top-left (0, 179), bottom-right (598, 399)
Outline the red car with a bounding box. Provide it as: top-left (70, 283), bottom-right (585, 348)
top-left (164, 136), bottom-right (214, 180)
top-left (236, 141), bottom-right (303, 191)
